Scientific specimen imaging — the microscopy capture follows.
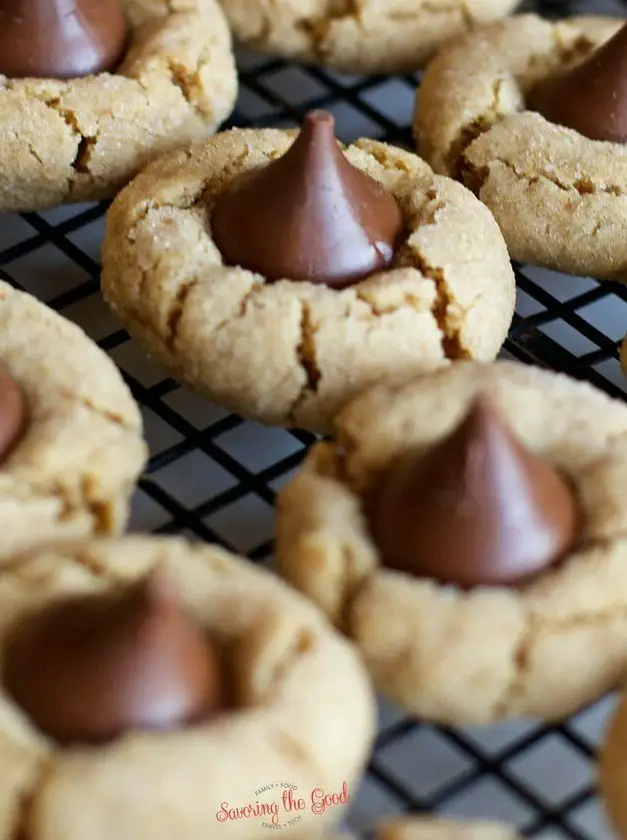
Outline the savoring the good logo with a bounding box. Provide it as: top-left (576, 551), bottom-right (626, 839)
top-left (216, 780), bottom-right (350, 829)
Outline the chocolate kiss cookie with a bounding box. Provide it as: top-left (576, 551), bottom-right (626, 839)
top-left (0, 535), bottom-right (374, 840)
top-left (3, 568), bottom-right (224, 743)
top-left (277, 360), bottom-right (627, 724)
top-left (414, 15), bottom-right (627, 282)
top-left (528, 21), bottom-right (627, 143)
top-left (102, 126), bottom-right (515, 432)
top-left (0, 0), bottom-right (128, 79)
top-left (211, 110), bottom-right (403, 289)
top-left (370, 395), bottom-right (579, 586)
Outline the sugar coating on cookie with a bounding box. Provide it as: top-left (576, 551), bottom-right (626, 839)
top-left (0, 280), bottom-right (146, 563)
top-left (276, 360), bottom-right (627, 724)
top-left (0, 0), bottom-right (238, 213)
top-left (218, 0), bottom-right (519, 75)
top-left (101, 126), bottom-right (515, 433)
top-left (0, 535), bottom-right (374, 840)
top-left (414, 14), bottom-right (627, 281)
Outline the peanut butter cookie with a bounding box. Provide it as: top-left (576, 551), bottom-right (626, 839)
top-left (0, 0), bottom-right (238, 213)
top-left (219, 0), bottom-right (519, 75)
top-left (414, 15), bottom-right (627, 282)
top-left (101, 121), bottom-right (515, 433)
top-left (0, 534), bottom-right (374, 840)
top-left (277, 360), bottom-right (627, 725)
top-left (0, 280), bottom-right (146, 562)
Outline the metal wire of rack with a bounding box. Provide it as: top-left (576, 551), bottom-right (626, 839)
top-left (1, 1), bottom-right (627, 835)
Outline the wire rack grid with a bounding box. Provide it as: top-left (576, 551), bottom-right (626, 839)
top-left (2, 1), bottom-right (627, 836)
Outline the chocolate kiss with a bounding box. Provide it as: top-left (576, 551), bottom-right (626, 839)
top-left (211, 110), bottom-right (404, 289)
top-left (0, 0), bottom-right (128, 80)
top-left (0, 369), bottom-right (25, 464)
top-left (528, 23), bottom-right (627, 143)
top-left (369, 396), bottom-right (580, 587)
top-left (2, 569), bottom-right (225, 744)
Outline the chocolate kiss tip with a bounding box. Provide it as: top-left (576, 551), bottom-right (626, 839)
top-left (370, 393), bottom-right (580, 588)
top-left (528, 22), bottom-right (627, 143)
top-left (0, 0), bottom-right (128, 80)
top-left (2, 569), bottom-right (224, 744)
top-left (210, 108), bottom-right (403, 288)
top-left (306, 110), bottom-right (334, 126)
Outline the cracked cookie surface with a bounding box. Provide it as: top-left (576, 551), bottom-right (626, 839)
top-left (0, 280), bottom-right (146, 563)
top-left (0, 534), bottom-right (375, 840)
top-left (0, 0), bottom-right (238, 214)
top-left (276, 360), bottom-right (627, 725)
top-left (413, 14), bottom-right (627, 281)
top-left (218, 0), bottom-right (519, 75)
top-left (101, 128), bottom-right (515, 433)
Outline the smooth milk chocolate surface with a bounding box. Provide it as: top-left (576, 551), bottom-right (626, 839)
top-left (211, 109), bottom-right (404, 289)
top-left (0, 0), bottom-right (128, 79)
top-left (370, 396), bottom-right (580, 586)
top-left (3, 569), bottom-right (225, 743)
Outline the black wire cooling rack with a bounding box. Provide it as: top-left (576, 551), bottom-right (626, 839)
top-left (1, 1), bottom-right (627, 835)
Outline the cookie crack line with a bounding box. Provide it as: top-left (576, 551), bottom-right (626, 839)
top-left (444, 79), bottom-right (508, 177)
top-left (495, 602), bottom-right (627, 719)
top-left (166, 55), bottom-right (211, 119)
top-left (413, 251), bottom-right (468, 360)
top-left (462, 150), bottom-right (626, 198)
top-left (42, 98), bottom-right (98, 181)
top-left (288, 300), bottom-right (321, 425)
top-left (492, 607), bottom-right (535, 719)
top-left (164, 276), bottom-right (268, 352)
top-left (438, 28), bottom-right (599, 177)
top-left (55, 388), bottom-right (139, 433)
top-left (297, 0), bottom-right (363, 53)
top-left (404, 0), bottom-right (474, 21)
top-left (165, 279), bottom-right (201, 351)
top-left (3, 546), bottom-right (137, 592)
top-left (55, 478), bottom-right (118, 536)
top-left (270, 626), bottom-right (316, 695)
